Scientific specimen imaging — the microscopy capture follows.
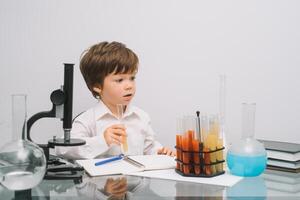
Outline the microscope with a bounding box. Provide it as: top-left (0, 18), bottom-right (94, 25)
top-left (27, 63), bottom-right (86, 181)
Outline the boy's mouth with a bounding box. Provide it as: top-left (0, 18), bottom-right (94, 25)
top-left (123, 94), bottom-right (132, 97)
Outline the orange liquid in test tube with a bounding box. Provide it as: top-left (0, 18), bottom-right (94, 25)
top-left (181, 135), bottom-right (190, 174)
top-left (192, 139), bottom-right (201, 175)
top-left (201, 115), bottom-right (213, 176)
top-left (187, 130), bottom-right (194, 172)
top-left (216, 139), bottom-right (223, 172)
top-left (205, 134), bottom-right (217, 174)
top-left (207, 116), bottom-right (219, 175)
top-left (122, 135), bottom-right (128, 153)
top-left (203, 147), bottom-right (212, 175)
top-left (176, 135), bottom-right (182, 170)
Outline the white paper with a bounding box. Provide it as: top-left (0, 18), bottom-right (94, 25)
top-left (76, 155), bottom-right (176, 177)
top-left (126, 169), bottom-right (243, 187)
top-left (76, 158), bottom-right (141, 176)
top-left (129, 155), bottom-right (176, 170)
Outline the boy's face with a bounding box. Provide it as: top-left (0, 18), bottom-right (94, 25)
top-left (96, 72), bottom-right (136, 108)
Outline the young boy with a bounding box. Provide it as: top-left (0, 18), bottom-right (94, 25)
top-left (56, 41), bottom-right (175, 159)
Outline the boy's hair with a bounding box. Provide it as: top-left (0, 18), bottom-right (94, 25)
top-left (80, 41), bottom-right (139, 98)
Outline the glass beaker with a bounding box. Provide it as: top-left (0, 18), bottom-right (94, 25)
top-left (226, 103), bottom-right (267, 177)
top-left (0, 94), bottom-right (46, 191)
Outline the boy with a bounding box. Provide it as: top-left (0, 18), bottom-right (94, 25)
top-left (56, 41), bottom-right (175, 159)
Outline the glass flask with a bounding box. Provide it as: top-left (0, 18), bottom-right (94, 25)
top-left (226, 103), bottom-right (267, 177)
top-left (0, 94), bottom-right (46, 191)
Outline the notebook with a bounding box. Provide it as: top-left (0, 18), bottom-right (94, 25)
top-left (267, 165), bottom-right (300, 173)
top-left (259, 140), bottom-right (300, 162)
top-left (267, 158), bottom-right (300, 169)
top-left (76, 154), bottom-right (176, 177)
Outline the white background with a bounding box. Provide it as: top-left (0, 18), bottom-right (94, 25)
top-left (1, 0), bottom-right (299, 149)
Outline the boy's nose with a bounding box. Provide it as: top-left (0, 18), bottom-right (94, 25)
top-left (124, 81), bottom-right (134, 90)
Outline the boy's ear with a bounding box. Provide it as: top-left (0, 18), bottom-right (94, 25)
top-left (93, 86), bottom-right (102, 94)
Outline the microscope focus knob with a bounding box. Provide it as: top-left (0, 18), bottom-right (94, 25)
top-left (50, 89), bottom-right (65, 105)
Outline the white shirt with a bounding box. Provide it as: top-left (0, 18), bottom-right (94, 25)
top-left (55, 101), bottom-right (162, 159)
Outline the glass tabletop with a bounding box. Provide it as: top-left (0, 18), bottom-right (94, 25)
top-left (0, 171), bottom-right (299, 199)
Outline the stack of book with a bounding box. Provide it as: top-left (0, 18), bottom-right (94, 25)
top-left (259, 140), bottom-right (300, 173)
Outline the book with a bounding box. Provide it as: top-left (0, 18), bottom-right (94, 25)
top-left (267, 165), bottom-right (300, 173)
top-left (259, 140), bottom-right (300, 162)
top-left (76, 154), bottom-right (176, 177)
top-left (267, 158), bottom-right (300, 169)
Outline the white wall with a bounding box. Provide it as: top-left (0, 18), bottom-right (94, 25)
top-left (1, 0), bottom-right (299, 148)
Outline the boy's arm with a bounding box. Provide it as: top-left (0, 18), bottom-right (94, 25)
top-left (142, 115), bottom-right (176, 156)
top-left (143, 119), bottom-right (163, 155)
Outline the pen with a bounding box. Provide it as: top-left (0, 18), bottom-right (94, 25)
top-left (94, 154), bottom-right (124, 166)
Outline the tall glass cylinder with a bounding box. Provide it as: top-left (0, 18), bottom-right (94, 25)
top-left (219, 75), bottom-right (226, 141)
top-left (11, 94), bottom-right (27, 141)
top-left (0, 94), bottom-right (46, 191)
top-left (241, 103), bottom-right (256, 139)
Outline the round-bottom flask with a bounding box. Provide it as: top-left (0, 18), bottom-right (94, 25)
top-left (226, 103), bottom-right (267, 177)
top-left (0, 140), bottom-right (46, 190)
top-left (0, 94), bottom-right (46, 191)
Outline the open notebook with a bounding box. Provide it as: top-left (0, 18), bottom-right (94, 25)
top-left (76, 154), bottom-right (176, 176)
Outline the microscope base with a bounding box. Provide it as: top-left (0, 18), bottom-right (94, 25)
top-left (44, 154), bottom-right (84, 182)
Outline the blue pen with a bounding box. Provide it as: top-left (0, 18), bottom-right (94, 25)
top-left (94, 154), bottom-right (124, 166)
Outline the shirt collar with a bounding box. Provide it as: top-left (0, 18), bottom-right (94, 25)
top-left (94, 100), bottom-right (140, 121)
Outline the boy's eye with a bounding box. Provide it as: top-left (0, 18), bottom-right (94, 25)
top-left (130, 76), bottom-right (136, 81)
top-left (115, 78), bottom-right (123, 83)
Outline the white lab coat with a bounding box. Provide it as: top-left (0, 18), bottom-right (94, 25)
top-left (55, 100), bottom-right (162, 159)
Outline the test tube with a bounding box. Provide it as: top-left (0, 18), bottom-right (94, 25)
top-left (176, 117), bottom-right (183, 171)
top-left (216, 116), bottom-right (224, 173)
top-left (201, 114), bottom-right (212, 175)
top-left (183, 115), bottom-right (196, 147)
top-left (207, 114), bottom-right (219, 174)
top-left (181, 134), bottom-right (190, 174)
top-left (193, 112), bottom-right (202, 175)
top-left (182, 116), bottom-right (195, 174)
top-left (185, 115), bottom-right (199, 174)
top-left (192, 139), bottom-right (201, 175)
top-left (117, 104), bottom-right (128, 154)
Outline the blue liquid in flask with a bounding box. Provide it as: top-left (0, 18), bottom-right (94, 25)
top-left (227, 153), bottom-right (267, 177)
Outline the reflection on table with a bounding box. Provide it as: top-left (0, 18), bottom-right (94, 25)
top-left (0, 170), bottom-right (299, 199)
top-left (226, 176), bottom-right (267, 200)
top-left (76, 175), bottom-right (159, 200)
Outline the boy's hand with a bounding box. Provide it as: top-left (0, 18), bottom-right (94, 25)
top-left (103, 124), bottom-right (126, 146)
top-left (157, 147), bottom-right (176, 157)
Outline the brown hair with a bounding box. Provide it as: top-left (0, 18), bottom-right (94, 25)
top-left (80, 41), bottom-right (139, 98)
